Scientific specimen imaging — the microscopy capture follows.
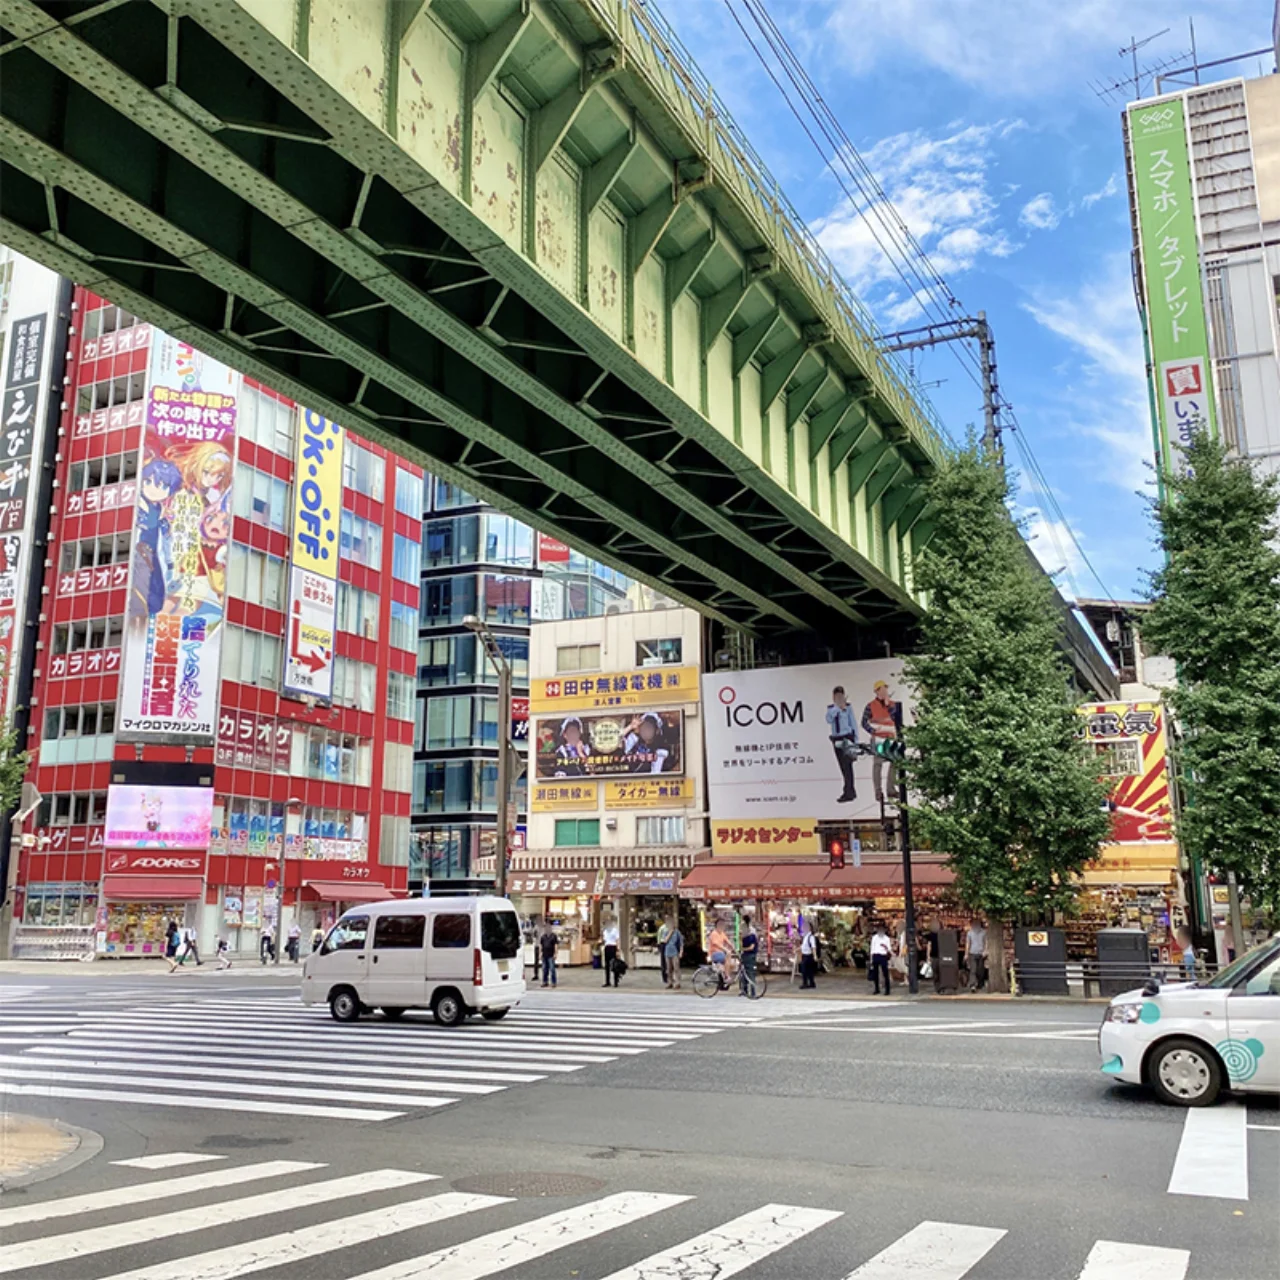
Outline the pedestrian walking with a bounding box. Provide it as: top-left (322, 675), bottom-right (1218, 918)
top-left (311, 924), bottom-right (325, 954)
top-left (286, 921), bottom-right (301, 962)
top-left (215, 936), bottom-right (232, 970)
top-left (260, 924), bottom-right (275, 964)
top-left (965, 917), bottom-right (988, 991)
top-left (180, 925), bottom-right (202, 967)
top-left (164, 919), bottom-right (180, 963)
top-left (799, 926), bottom-right (820, 989)
top-left (657, 918), bottom-right (672, 986)
top-left (663, 921), bottom-right (684, 988)
top-left (1175, 926), bottom-right (1197, 981)
top-left (602, 919), bottom-right (620, 987)
top-left (539, 927), bottom-right (558, 988)
top-left (869, 922), bottom-right (893, 995)
top-left (739, 918), bottom-right (759, 994)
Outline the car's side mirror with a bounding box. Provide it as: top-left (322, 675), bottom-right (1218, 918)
top-left (1142, 978), bottom-right (1161, 997)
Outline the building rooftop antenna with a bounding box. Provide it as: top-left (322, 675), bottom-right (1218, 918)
top-left (1089, 28), bottom-right (1187, 103)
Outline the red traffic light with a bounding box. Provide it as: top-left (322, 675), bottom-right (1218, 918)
top-left (829, 840), bottom-right (845, 870)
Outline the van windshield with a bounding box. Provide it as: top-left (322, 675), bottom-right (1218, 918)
top-left (481, 910), bottom-right (521, 959)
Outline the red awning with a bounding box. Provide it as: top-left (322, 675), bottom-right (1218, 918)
top-left (679, 860), bottom-right (954, 900)
top-left (102, 874), bottom-right (204, 902)
top-left (300, 880), bottom-right (393, 903)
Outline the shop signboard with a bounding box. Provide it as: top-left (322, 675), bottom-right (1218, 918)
top-left (1128, 96), bottom-right (1217, 471)
top-left (536, 534), bottom-right (571, 565)
top-left (703, 659), bottom-right (908, 824)
top-left (104, 785), bottom-right (215, 851)
top-left (600, 870), bottom-right (678, 894)
top-left (711, 821), bottom-right (820, 856)
top-left (534, 709), bottom-right (684, 779)
top-left (604, 777), bottom-right (695, 808)
top-left (507, 872), bottom-right (601, 896)
top-left (118, 334), bottom-right (239, 743)
top-left (511, 696), bottom-right (530, 743)
top-left (283, 408), bottom-right (344, 701)
top-left (530, 665), bottom-right (699, 713)
top-left (1079, 701), bottom-right (1174, 844)
top-left (531, 781), bottom-right (599, 812)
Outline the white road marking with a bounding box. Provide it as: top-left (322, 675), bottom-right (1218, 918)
top-left (1167, 1102), bottom-right (1249, 1200)
top-left (97, 1191), bottom-right (509, 1280)
top-left (345, 1191), bottom-right (690, 1280)
top-left (1076, 1240), bottom-right (1190, 1279)
top-left (111, 1153), bottom-right (226, 1170)
top-left (29, 1045), bottom-right (546, 1084)
top-left (1247, 1124), bottom-right (1280, 1132)
top-left (0, 1159), bottom-right (320, 1229)
top-left (0, 1080), bottom-right (402, 1122)
top-left (0, 1061), bottom-right (457, 1110)
top-left (0, 1169), bottom-right (434, 1275)
top-left (15, 1052), bottom-right (506, 1096)
top-left (598, 1203), bottom-right (842, 1279)
top-left (843, 1220), bottom-right (1007, 1279)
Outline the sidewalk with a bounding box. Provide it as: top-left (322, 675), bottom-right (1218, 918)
top-left (0, 956), bottom-right (304, 977)
top-left (0, 1114), bottom-right (91, 1189)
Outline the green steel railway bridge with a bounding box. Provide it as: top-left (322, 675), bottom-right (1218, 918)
top-left (0, 0), bottom-right (1114, 693)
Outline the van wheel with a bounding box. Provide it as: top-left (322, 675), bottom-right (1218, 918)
top-left (480, 1008), bottom-right (509, 1021)
top-left (381, 1007), bottom-right (407, 1021)
top-left (329, 988), bottom-right (361, 1023)
top-left (1148, 1037), bottom-right (1223, 1106)
top-left (432, 990), bottom-right (466, 1028)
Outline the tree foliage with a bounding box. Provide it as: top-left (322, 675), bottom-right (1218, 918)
top-left (0, 725), bottom-right (29, 821)
top-left (903, 444), bottom-right (1110, 934)
top-left (1141, 430), bottom-right (1280, 914)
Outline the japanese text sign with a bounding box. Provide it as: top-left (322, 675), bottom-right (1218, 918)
top-left (1079, 700), bottom-right (1173, 844)
top-left (604, 777), bottom-right (695, 808)
top-left (291, 407), bottom-right (345, 576)
top-left (530, 781), bottom-right (600, 812)
top-left (712, 821), bottom-right (820, 857)
top-left (530, 665), bottom-right (699, 713)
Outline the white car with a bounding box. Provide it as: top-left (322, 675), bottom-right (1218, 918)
top-left (1099, 935), bottom-right (1280, 1106)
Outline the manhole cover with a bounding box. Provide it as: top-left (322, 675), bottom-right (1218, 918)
top-left (451, 1171), bottom-right (605, 1198)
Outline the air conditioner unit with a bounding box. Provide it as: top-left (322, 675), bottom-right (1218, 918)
top-left (605, 817), bottom-right (618, 830)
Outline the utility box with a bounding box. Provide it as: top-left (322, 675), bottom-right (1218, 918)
top-left (935, 927), bottom-right (960, 993)
top-left (1015, 927), bottom-right (1068, 995)
top-left (1096, 928), bottom-right (1152, 997)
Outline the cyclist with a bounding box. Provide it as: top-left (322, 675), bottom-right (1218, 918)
top-left (707, 920), bottom-right (734, 988)
top-left (739, 919), bottom-right (759, 995)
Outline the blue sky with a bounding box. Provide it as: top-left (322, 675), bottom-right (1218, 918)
top-left (661, 0), bottom-right (1275, 599)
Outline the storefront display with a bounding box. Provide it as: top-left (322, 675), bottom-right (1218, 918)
top-left (101, 900), bottom-right (186, 955)
top-left (1065, 883), bottom-right (1178, 964)
top-left (22, 882), bottom-right (99, 927)
top-left (515, 890), bottom-right (596, 967)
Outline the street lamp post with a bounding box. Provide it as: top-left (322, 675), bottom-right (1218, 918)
top-left (464, 615), bottom-right (514, 896)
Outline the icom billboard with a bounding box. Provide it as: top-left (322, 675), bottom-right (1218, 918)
top-left (702, 659), bottom-right (910, 833)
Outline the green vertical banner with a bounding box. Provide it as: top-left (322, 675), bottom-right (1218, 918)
top-left (1128, 97), bottom-right (1217, 470)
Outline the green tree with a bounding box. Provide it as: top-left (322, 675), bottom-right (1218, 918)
top-left (0, 724), bottom-right (29, 821)
top-left (1141, 429), bottom-right (1280, 917)
top-left (903, 443), bottom-right (1110, 990)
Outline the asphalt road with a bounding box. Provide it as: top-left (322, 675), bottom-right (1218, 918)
top-left (0, 973), bottom-right (1275, 1279)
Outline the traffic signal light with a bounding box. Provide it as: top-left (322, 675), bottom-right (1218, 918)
top-left (875, 738), bottom-right (906, 762)
top-left (829, 839), bottom-right (845, 870)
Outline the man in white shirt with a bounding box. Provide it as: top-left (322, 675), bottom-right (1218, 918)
top-left (799, 927), bottom-right (819, 989)
top-left (965, 919), bottom-right (988, 991)
top-left (869, 923), bottom-right (892, 995)
top-left (602, 920), bottom-right (621, 987)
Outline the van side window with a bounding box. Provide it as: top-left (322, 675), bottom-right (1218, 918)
top-left (374, 915), bottom-right (425, 949)
top-left (432, 913), bottom-right (471, 948)
top-left (323, 915), bottom-right (368, 953)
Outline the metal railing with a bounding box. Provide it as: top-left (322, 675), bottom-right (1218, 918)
top-left (584, 0), bottom-right (952, 461)
top-left (1012, 958), bottom-right (1218, 998)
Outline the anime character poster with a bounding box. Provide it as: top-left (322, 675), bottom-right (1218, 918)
top-left (117, 334), bottom-right (238, 744)
top-left (534, 710), bottom-right (685, 779)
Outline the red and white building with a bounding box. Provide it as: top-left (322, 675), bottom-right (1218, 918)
top-left (7, 282), bottom-right (421, 958)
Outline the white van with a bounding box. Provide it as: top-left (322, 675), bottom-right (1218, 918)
top-left (300, 894), bottom-right (525, 1026)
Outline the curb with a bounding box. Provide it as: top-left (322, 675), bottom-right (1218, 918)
top-left (0, 1118), bottom-right (103, 1192)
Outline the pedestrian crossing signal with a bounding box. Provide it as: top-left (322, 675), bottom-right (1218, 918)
top-left (874, 738), bottom-right (906, 762)
top-left (829, 839), bottom-right (845, 870)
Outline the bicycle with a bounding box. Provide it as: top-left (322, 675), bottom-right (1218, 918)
top-left (692, 960), bottom-right (767, 1000)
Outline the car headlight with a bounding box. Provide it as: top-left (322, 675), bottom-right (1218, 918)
top-left (1105, 1002), bottom-right (1145, 1024)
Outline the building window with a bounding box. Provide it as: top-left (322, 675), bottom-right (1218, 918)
top-left (389, 600), bottom-right (416, 652)
top-left (433, 478), bottom-right (476, 510)
top-left (39, 791), bottom-right (108, 827)
top-left (342, 439), bottom-right (384, 501)
top-left (481, 515), bottom-right (533, 566)
top-left (52, 616), bottom-right (124, 654)
top-left (556, 644), bottom-right (601, 673)
top-left (421, 574), bottom-right (477, 629)
top-left (383, 741), bottom-right (414, 794)
top-left (43, 703), bottom-right (116, 740)
top-left (395, 468), bottom-right (424, 517)
top-left (237, 385), bottom-right (296, 456)
top-left (423, 515), bottom-right (479, 568)
top-left (75, 370), bottom-right (146, 414)
top-left (425, 694), bottom-right (496, 749)
top-left (221, 625), bottom-right (282, 691)
top-left (340, 511), bottom-right (382, 568)
top-left (336, 581), bottom-right (379, 641)
top-left (637, 815), bottom-right (686, 845)
top-left (414, 758), bottom-right (499, 815)
top-left (387, 670), bottom-right (416, 721)
top-left (331, 656), bottom-right (378, 712)
top-left (637, 638), bottom-right (682, 666)
top-left (392, 533), bottom-right (421, 584)
top-left (68, 450), bottom-right (138, 493)
top-left (59, 533), bottom-right (132, 572)
top-left (231, 463), bottom-right (290, 534)
top-left (227, 545), bottom-right (287, 610)
top-left (481, 574), bottom-right (531, 626)
top-left (379, 814), bottom-right (410, 867)
top-left (554, 818), bottom-right (600, 847)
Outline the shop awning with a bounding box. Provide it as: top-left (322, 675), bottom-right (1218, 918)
top-left (102, 874), bottom-right (204, 902)
top-left (679, 860), bottom-right (954, 900)
top-left (300, 880), bottom-right (393, 903)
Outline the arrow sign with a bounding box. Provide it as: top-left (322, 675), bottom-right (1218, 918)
top-left (283, 565), bottom-right (336, 701)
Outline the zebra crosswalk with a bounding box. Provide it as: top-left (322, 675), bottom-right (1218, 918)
top-left (0, 1154), bottom-right (1194, 1279)
top-left (0, 991), bottom-right (784, 1123)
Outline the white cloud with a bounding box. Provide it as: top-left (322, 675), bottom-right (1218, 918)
top-left (1019, 193), bottom-right (1060, 231)
top-left (1020, 507), bottom-right (1088, 596)
top-left (1081, 174), bottom-right (1120, 208)
top-left (812, 120), bottom-right (1024, 321)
